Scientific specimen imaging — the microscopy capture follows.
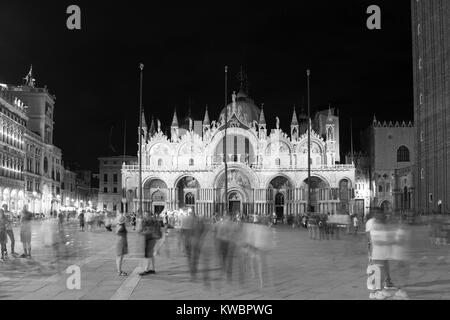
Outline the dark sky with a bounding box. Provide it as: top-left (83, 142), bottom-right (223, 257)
top-left (0, 0), bottom-right (413, 170)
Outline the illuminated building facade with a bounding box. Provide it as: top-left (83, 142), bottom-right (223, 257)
top-left (98, 155), bottom-right (137, 213)
top-left (362, 118), bottom-right (415, 212)
top-left (122, 89), bottom-right (356, 218)
top-left (2, 68), bottom-right (63, 215)
top-left (0, 85), bottom-right (27, 213)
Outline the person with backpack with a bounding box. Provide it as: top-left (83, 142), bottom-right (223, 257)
top-left (139, 213), bottom-right (162, 275)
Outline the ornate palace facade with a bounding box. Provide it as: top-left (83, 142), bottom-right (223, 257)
top-left (122, 89), bottom-right (355, 218)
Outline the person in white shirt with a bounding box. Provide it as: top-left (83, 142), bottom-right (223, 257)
top-left (366, 210), bottom-right (396, 296)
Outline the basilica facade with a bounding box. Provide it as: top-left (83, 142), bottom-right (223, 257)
top-left (122, 89), bottom-right (355, 219)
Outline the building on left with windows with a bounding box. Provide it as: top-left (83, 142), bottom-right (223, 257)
top-left (0, 84), bottom-right (27, 213)
top-left (1, 67), bottom-right (63, 216)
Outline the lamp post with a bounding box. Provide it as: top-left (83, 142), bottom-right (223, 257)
top-left (224, 66), bottom-right (229, 217)
top-left (307, 69), bottom-right (311, 214)
top-left (138, 63), bottom-right (144, 218)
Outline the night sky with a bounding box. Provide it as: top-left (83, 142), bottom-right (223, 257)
top-left (0, 0), bottom-right (413, 170)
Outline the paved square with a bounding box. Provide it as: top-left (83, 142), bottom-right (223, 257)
top-left (1, 221), bottom-right (449, 300)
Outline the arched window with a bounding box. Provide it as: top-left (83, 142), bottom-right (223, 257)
top-left (157, 159), bottom-right (163, 167)
top-left (189, 158), bottom-right (194, 166)
top-left (275, 158), bottom-right (281, 166)
top-left (397, 146), bottom-right (410, 162)
top-left (185, 192), bottom-right (195, 205)
top-left (327, 126), bottom-right (334, 140)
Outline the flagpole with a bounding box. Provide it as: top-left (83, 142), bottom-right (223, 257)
top-left (224, 66), bottom-right (229, 217)
top-left (138, 63), bottom-right (144, 218)
top-left (350, 118), bottom-right (354, 164)
top-left (123, 120), bottom-right (127, 160)
top-left (307, 69), bottom-right (311, 214)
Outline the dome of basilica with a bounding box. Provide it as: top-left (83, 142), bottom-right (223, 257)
top-left (218, 89), bottom-right (261, 126)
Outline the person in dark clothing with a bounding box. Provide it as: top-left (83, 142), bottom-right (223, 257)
top-left (0, 209), bottom-right (7, 260)
top-left (78, 212), bottom-right (85, 231)
top-left (131, 212), bottom-right (137, 231)
top-left (139, 213), bottom-right (162, 275)
top-left (115, 214), bottom-right (128, 276)
top-left (3, 204), bottom-right (16, 256)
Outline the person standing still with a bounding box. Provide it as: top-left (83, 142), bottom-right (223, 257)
top-left (20, 205), bottom-right (33, 258)
top-left (3, 204), bottom-right (16, 256)
top-left (139, 213), bottom-right (162, 275)
top-left (115, 214), bottom-right (128, 276)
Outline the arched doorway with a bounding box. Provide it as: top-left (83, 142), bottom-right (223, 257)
top-left (143, 178), bottom-right (168, 214)
top-left (185, 192), bottom-right (195, 211)
top-left (275, 193), bottom-right (285, 220)
top-left (269, 176), bottom-right (292, 219)
top-left (215, 168), bottom-right (253, 216)
top-left (303, 176), bottom-right (328, 213)
top-left (176, 176), bottom-right (200, 212)
top-left (228, 192), bottom-right (241, 215)
top-left (152, 190), bottom-right (165, 214)
top-left (380, 201), bottom-right (392, 213)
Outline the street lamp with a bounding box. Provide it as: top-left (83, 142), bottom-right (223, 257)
top-left (138, 63), bottom-right (144, 219)
top-left (307, 69), bottom-right (311, 214)
top-left (224, 66), bottom-right (229, 217)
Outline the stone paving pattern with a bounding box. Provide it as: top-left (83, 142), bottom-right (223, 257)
top-left (1, 221), bottom-right (449, 300)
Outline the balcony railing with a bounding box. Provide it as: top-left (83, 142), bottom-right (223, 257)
top-left (123, 161), bottom-right (354, 172)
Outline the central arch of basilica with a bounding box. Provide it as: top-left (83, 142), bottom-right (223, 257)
top-left (122, 88), bottom-right (356, 217)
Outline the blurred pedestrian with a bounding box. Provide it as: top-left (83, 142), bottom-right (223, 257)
top-left (139, 213), bottom-right (162, 275)
top-left (272, 212), bottom-right (277, 226)
top-left (180, 210), bottom-right (194, 255)
top-left (58, 211), bottom-right (64, 230)
top-left (153, 214), bottom-right (167, 257)
top-left (3, 204), bottom-right (16, 256)
top-left (302, 215), bottom-right (308, 229)
top-left (215, 215), bottom-right (237, 282)
top-left (115, 213), bottom-right (128, 276)
top-left (353, 215), bottom-right (359, 236)
top-left (20, 205), bottom-right (33, 259)
top-left (131, 212), bottom-right (137, 231)
top-left (78, 211), bottom-right (85, 231)
top-left (0, 208), bottom-right (7, 260)
top-left (308, 215), bottom-right (318, 240)
top-left (366, 210), bottom-right (397, 300)
top-left (189, 216), bottom-right (208, 278)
